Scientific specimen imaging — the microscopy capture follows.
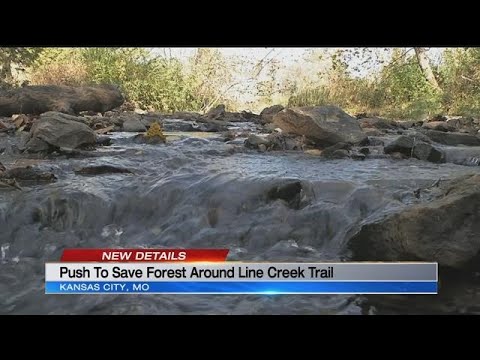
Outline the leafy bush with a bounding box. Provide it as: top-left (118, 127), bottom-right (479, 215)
top-left (439, 48), bottom-right (480, 116)
top-left (30, 48), bottom-right (202, 112)
top-left (30, 48), bottom-right (87, 86)
top-left (288, 50), bottom-right (444, 119)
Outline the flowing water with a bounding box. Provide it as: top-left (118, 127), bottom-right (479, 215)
top-left (2, 131), bottom-right (480, 314)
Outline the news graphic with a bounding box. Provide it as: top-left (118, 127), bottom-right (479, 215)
top-left (45, 249), bottom-right (438, 294)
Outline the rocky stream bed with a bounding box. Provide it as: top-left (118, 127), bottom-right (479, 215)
top-left (2, 99), bottom-right (480, 314)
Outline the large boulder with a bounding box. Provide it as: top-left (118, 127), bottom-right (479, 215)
top-left (423, 129), bottom-right (480, 146)
top-left (25, 112), bottom-right (96, 152)
top-left (0, 84), bottom-right (124, 116)
top-left (384, 135), bottom-right (444, 163)
top-left (260, 105), bottom-right (284, 124)
top-left (349, 174), bottom-right (480, 268)
top-left (273, 106), bottom-right (367, 146)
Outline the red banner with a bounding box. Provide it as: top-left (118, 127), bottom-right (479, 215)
top-left (60, 249), bottom-right (229, 262)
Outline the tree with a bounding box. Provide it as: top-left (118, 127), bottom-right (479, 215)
top-left (188, 48), bottom-right (235, 112)
top-left (414, 47), bottom-right (442, 92)
top-left (0, 47), bottom-right (43, 86)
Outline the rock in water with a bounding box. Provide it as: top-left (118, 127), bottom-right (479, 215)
top-left (267, 181), bottom-right (304, 210)
top-left (349, 174), bottom-right (480, 268)
top-left (74, 165), bottom-right (133, 175)
top-left (244, 135), bottom-right (271, 149)
top-left (273, 105), bottom-right (367, 146)
top-left (25, 112), bottom-right (96, 152)
top-left (162, 119), bottom-right (207, 132)
top-left (358, 117), bottom-right (397, 130)
top-left (384, 135), bottom-right (444, 163)
top-left (320, 142), bottom-right (352, 159)
top-left (244, 133), bottom-right (305, 151)
top-left (422, 121), bottom-right (456, 132)
top-left (260, 105), bottom-right (284, 124)
top-left (0, 166), bottom-right (56, 182)
top-left (266, 133), bottom-right (305, 151)
top-left (123, 118), bottom-right (147, 132)
top-left (423, 130), bottom-right (480, 146)
top-left (133, 122), bottom-right (166, 144)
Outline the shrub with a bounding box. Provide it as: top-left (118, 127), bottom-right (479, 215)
top-left (30, 48), bottom-right (202, 113)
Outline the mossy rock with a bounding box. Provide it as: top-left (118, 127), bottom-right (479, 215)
top-left (133, 122), bottom-right (167, 144)
top-left (146, 123), bottom-right (166, 141)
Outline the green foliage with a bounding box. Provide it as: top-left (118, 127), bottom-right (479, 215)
top-left (376, 53), bottom-right (442, 118)
top-left (30, 48), bottom-right (87, 86)
top-left (81, 48), bottom-right (202, 112)
top-left (0, 47), bottom-right (43, 85)
top-left (30, 48), bottom-right (202, 112)
top-left (439, 48), bottom-right (480, 116)
top-left (187, 48), bottom-right (236, 111)
top-left (288, 53), bottom-right (384, 116)
top-left (288, 49), bottom-right (444, 119)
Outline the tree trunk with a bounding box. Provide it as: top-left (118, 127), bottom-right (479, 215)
top-left (0, 84), bottom-right (124, 116)
top-left (414, 47), bottom-right (442, 92)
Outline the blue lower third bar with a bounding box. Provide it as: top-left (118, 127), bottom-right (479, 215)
top-left (45, 281), bottom-right (437, 294)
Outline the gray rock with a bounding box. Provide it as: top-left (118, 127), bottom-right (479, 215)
top-left (424, 129), bottom-right (480, 146)
top-left (384, 136), bottom-right (444, 163)
top-left (161, 119), bottom-right (206, 132)
top-left (330, 149), bottom-right (350, 159)
top-left (367, 137), bottom-right (385, 146)
top-left (96, 136), bottom-right (112, 146)
top-left (245, 135), bottom-right (270, 149)
top-left (273, 105), bottom-right (367, 146)
top-left (349, 174), bottom-right (480, 268)
top-left (321, 142), bottom-right (352, 159)
top-left (445, 116), bottom-right (477, 133)
top-left (422, 121), bottom-right (456, 132)
top-left (1, 166), bottom-right (56, 182)
top-left (26, 112), bottom-right (96, 152)
top-left (74, 165), bottom-right (133, 175)
top-left (351, 152), bottom-right (366, 161)
top-left (123, 118), bottom-right (147, 132)
top-left (363, 128), bottom-right (383, 137)
top-left (396, 120), bottom-right (422, 129)
top-left (413, 142), bottom-right (444, 163)
top-left (266, 180), bottom-right (304, 210)
top-left (267, 133), bottom-right (305, 151)
top-left (260, 105), bottom-right (284, 124)
top-left (358, 117), bottom-right (397, 130)
top-left (25, 137), bottom-right (50, 152)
